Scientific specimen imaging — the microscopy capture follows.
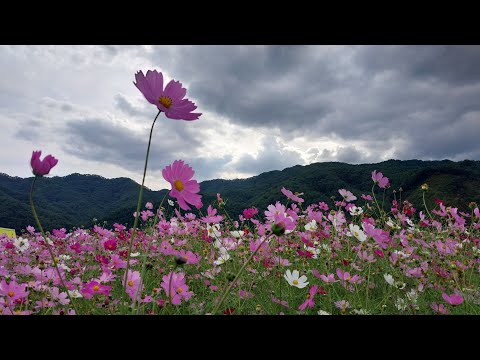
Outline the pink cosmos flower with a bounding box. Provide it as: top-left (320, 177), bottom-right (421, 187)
top-left (141, 210), bottom-right (154, 221)
top-left (442, 292), bottom-right (464, 305)
top-left (113, 223), bottom-right (126, 232)
top-left (0, 280), bottom-right (29, 302)
top-left (123, 270), bottom-right (143, 301)
top-left (371, 170), bottom-right (390, 188)
top-left (361, 194), bottom-right (373, 201)
top-left (312, 270), bottom-right (337, 284)
top-left (265, 202), bottom-right (287, 221)
top-left (145, 202), bottom-right (153, 209)
top-left (162, 160), bottom-right (202, 211)
top-left (298, 285), bottom-right (318, 311)
top-left (431, 302), bottom-right (449, 314)
top-left (174, 249), bottom-right (201, 265)
top-left (31, 150), bottom-right (58, 176)
top-left (334, 300), bottom-right (350, 312)
top-left (338, 189), bottom-right (357, 202)
top-left (243, 207), bottom-right (259, 219)
top-left (281, 187), bottom-right (304, 203)
top-left (110, 254), bottom-right (127, 269)
top-left (81, 281), bottom-right (112, 299)
top-left (134, 70), bottom-right (201, 120)
top-left (271, 295), bottom-right (290, 308)
top-left (336, 268), bottom-right (361, 284)
top-left (201, 205), bottom-right (223, 223)
top-left (239, 290), bottom-right (254, 299)
top-left (161, 272), bottom-right (193, 305)
top-left (103, 239), bottom-right (117, 251)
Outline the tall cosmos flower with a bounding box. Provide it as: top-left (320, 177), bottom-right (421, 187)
top-left (134, 70), bottom-right (201, 120)
top-left (31, 151), bottom-right (58, 176)
top-left (162, 160), bottom-right (203, 211)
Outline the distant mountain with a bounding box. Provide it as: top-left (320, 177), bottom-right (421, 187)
top-left (1, 159), bottom-right (479, 231)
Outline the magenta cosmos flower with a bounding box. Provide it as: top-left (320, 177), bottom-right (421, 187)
top-left (281, 187), bottom-right (304, 203)
top-left (162, 160), bottom-right (202, 211)
top-left (31, 151), bottom-right (58, 176)
top-left (134, 70), bottom-right (201, 120)
top-left (371, 170), bottom-right (390, 189)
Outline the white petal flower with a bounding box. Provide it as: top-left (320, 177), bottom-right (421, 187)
top-left (384, 273), bottom-right (395, 286)
top-left (349, 206), bottom-right (364, 216)
top-left (68, 289), bottom-right (83, 298)
top-left (206, 224), bottom-right (221, 238)
top-left (317, 310), bottom-right (331, 315)
top-left (304, 220), bottom-right (318, 232)
top-left (214, 250), bottom-right (230, 266)
top-left (284, 269), bottom-right (309, 289)
top-left (14, 237), bottom-right (30, 252)
top-left (348, 224), bottom-right (367, 242)
top-left (230, 230), bottom-right (244, 238)
top-left (168, 199), bottom-right (174, 206)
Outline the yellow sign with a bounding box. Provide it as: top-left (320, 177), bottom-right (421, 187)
top-left (0, 227), bottom-right (16, 239)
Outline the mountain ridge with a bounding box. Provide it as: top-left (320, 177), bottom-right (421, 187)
top-left (1, 159), bottom-right (479, 231)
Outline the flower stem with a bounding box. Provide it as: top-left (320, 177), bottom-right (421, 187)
top-left (123, 110), bottom-right (162, 297)
top-left (30, 176), bottom-right (79, 314)
top-left (212, 233), bottom-right (272, 315)
top-left (422, 191), bottom-right (434, 220)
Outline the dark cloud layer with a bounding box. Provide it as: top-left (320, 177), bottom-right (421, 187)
top-left (143, 45), bottom-right (480, 164)
top-left (3, 45), bottom-right (480, 184)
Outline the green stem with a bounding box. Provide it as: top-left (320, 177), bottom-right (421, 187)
top-left (123, 110), bottom-right (162, 298)
top-left (212, 233), bottom-right (272, 315)
top-left (422, 191), bottom-right (434, 220)
top-left (30, 176), bottom-right (79, 314)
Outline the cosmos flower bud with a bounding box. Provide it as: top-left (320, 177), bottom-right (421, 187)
top-left (421, 183), bottom-right (429, 191)
top-left (271, 222), bottom-right (286, 236)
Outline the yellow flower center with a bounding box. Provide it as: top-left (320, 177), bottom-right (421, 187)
top-left (93, 285), bottom-right (100, 292)
top-left (159, 96), bottom-right (173, 109)
top-left (177, 287), bottom-right (183, 294)
top-left (292, 280), bottom-right (299, 285)
top-left (306, 294), bottom-right (311, 299)
top-left (354, 232), bottom-right (359, 238)
top-left (128, 280), bottom-right (134, 287)
top-left (174, 180), bottom-right (184, 191)
top-left (7, 291), bottom-right (14, 297)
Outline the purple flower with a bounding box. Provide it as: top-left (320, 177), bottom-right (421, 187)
top-left (281, 187), bottom-right (304, 203)
top-left (442, 292), bottom-right (464, 305)
top-left (134, 70), bottom-right (201, 120)
top-left (371, 170), bottom-right (390, 189)
top-left (31, 151), bottom-right (58, 176)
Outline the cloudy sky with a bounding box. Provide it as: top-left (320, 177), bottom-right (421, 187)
top-left (1, 45), bottom-right (479, 190)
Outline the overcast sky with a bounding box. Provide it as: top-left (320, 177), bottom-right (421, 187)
top-left (1, 45), bottom-right (479, 190)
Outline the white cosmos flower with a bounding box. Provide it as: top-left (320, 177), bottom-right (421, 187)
top-left (168, 199), bottom-right (174, 206)
top-left (349, 206), bottom-right (364, 216)
top-left (304, 220), bottom-right (318, 232)
top-left (304, 244), bottom-right (321, 259)
top-left (284, 269), bottom-right (309, 289)
top-left (68, 289), bottom-right (83, 298)
top-left (317, 310), bottom-right (331, 315)
top-left (58, 254), bottom-right (71, 261)
top-left (230, 230), bottom-right (244, 238)
top-left (130, 252), bottom-right (141, 257)
top-left (206, 224), bottom-right (221, 238)
top-left (348, 224), bottom-right (367, 242)
top-left (384, 273), bottom-right (395, 286)
top-left (386, 218), bottom-right (401, 230)
top-left (352, 309), bottom-right (370, 315)
top-left (395, 297), bottom-right (408, 311)
top-left (214, 249), bottom-right (230, 266)
top-left (14, 237), bottom-right (30, 252)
